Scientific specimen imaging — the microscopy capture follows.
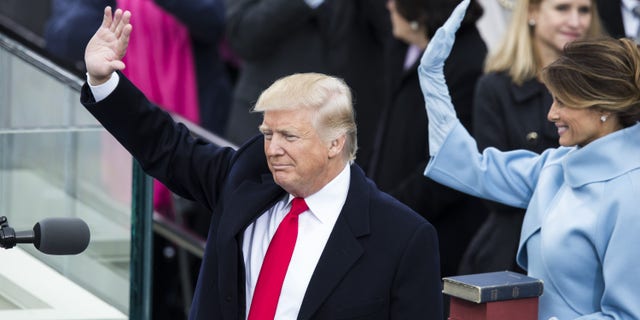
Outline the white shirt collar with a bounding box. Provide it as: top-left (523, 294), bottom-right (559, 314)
top-left (287, 164), bottom-right (350, 224)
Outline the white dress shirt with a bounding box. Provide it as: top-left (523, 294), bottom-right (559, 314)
top-left (88, 72), bottom-right (120, 102)
top-left (243, 164), bottom-right (349, 320)
top-left (404, 45), bottom-right (422, 70)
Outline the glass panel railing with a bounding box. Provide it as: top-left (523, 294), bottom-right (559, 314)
top-left (0, 31), bottom-right (138, 319)
top-left (1, 12), bottom-right (236, 318)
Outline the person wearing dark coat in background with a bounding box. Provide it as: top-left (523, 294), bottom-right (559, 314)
top-left (461, 0), bottom-right (604, 275)
top-left (369, 0), bottom-right (487, 282)
top-left (224, 0), bottom-right (391, 174)
top-left (596, 0), bottom-right (640, 43)
top-left (466, 73), bottom-right (558, 273)
top-left (596, 0), bottom-right (626, 38)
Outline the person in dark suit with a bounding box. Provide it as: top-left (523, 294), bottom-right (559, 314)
top-left (596, 0), bottom-right (640, 42)
top-left (81, 7), bottom-right (443, 320)
top-left (370, 0), bottom-right (487, 278)
top-left (223, 0), bottom-right (391, 174)
top-left (461, 0), bottom-right (604, 275)
top-left (596, 0), bottom-right (626, 38)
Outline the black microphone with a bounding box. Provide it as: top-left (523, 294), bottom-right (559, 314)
top-left (0, 216), bottom-right (90, 255)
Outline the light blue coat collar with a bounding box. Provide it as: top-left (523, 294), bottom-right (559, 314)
top-left (563, 122), bottom-right (640, 188)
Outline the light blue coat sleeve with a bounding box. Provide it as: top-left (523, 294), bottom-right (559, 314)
top-left (417, 0), bottom-right (469, 156)
top-left (420, 0), bottom-right (557, 208)
top-left (425, 123), bottom-right (554, 209)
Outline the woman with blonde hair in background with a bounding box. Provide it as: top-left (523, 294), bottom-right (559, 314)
top-left (459, 0), bottom-right (604, 275)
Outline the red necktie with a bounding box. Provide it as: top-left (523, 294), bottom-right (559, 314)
top-left (247, 197), bottom-right (309, 320)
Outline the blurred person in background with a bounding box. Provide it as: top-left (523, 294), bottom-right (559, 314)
top-left (370, 1), bottom-right (487, 317)
top-left (368, 0), bottom-right (487, 319)
top-left (371, 0), bottom-right (487, 281)
top-left (596, 0), bottom-right (640, 43)
top-left (223, 0), bottom-right (391, 174)
top-left (45, 0), bottom-right (232, 136)
top-left (475, 0), bottom-right (516, 50)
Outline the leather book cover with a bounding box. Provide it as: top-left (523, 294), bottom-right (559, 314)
top-left (442, 271), bottom-right (543, 303)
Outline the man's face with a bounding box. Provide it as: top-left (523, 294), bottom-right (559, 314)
top-left (260, 108), bottom-right (336, 197)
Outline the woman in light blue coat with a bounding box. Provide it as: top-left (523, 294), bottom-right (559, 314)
top-left (420, 1), bottom-right (640, 319)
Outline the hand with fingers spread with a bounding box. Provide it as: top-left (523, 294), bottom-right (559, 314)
top-left (84, 6), bottom-right (132, 85)
top-left (417, 0), bottom-right (469, 156)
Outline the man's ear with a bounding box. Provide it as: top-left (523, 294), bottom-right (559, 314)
top-left (328, 135), bottom-right (346, 158)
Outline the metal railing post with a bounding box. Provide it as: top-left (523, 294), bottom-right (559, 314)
top-left (129, 160), bottom-right (154, 320)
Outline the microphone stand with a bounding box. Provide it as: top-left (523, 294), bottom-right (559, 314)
top-left (0, 216), bottom-right (35, 249)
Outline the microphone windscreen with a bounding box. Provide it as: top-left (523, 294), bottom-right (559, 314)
top-left (33, 217), bottom-right (91, 255)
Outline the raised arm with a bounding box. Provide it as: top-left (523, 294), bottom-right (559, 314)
top-left (420, 0), bottom-right (544, 208)
top-left (418, 0), bottom-right (469, 156)
top-left (84, 6), bottom-right (132, 85)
